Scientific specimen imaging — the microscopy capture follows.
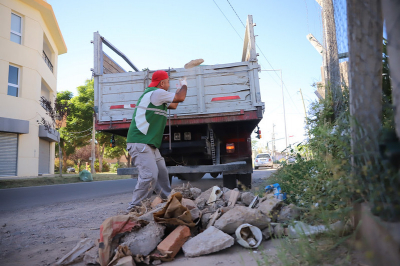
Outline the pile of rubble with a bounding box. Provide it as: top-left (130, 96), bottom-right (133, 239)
top-left (56, 184), bottom-right (350, 266)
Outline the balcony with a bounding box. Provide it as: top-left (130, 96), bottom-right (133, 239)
top-left (42, 50), bottom-right (53, 72)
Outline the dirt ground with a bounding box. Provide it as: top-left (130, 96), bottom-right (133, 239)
top-left (0, 191), bottom-right (281, 266)
top-left (0, 173), bottom-right (370, 266)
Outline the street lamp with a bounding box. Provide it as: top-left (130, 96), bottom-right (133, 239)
top-left (261, 69), bottom-right (288, 157)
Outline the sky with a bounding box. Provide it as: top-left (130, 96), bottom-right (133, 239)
top-left (48, 0), bottom-right (325, 151)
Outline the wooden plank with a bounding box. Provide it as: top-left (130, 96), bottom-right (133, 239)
top-left (204, 84), bottom-right (250, 95)
top-left (205, 100), bottom-right (254, 113)
top-left (203, 74), bottom-right (249, 87)
top-left (228, 190), bottom-right (240, 207)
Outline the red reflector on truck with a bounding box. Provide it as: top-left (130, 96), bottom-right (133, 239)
top-left (211, 96), bottom-right (240, 101)
top-left (110, 104), bottom-right (136, 109)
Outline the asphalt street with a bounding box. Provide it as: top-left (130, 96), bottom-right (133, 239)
top-left (0, 168), bottom-right (275, 211)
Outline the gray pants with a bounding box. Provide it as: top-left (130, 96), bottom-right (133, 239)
top-left (127, 143), bottom-right (171, 210)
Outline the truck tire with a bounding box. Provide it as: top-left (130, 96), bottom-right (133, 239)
top-left (237, 173), bottom-right (252, 190)
top-left (223, 174), bottom-right (237, 189)
top-left (179, 173), bottom-right (204, 181)
top-left (254, 166), bottom-right (259, 170)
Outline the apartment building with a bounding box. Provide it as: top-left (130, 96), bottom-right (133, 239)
top-left (0, 0), bottom-right (67, 176)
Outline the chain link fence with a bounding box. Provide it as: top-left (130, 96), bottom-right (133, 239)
top-left (321, 0), bottom-right (399, 221)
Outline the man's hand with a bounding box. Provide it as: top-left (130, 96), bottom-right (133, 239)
top-left (179, 77), bottom-right (187, 87)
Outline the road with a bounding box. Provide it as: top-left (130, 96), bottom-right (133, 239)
top-left (0, 168), bottom-right (275, 211)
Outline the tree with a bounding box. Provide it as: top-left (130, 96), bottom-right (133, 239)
top-left (104, 135), bottom-right (131, 167)
top-left (58, 80), bottom-right (94, 171)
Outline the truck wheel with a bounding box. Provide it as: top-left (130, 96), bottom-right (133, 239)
top-left (254, 166), bottom-right (259, 170)
top-left (223, 174), bottom-right (237, 189)
top-left (237, 173), bottom-right (252, 190)
top-left (210, 172), bottom-right (221, 178)
top-left (179, 173), bottom-right (204, 181)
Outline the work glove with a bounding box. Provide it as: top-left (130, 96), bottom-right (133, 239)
top-left (179, 77), bottom-right (187, 87)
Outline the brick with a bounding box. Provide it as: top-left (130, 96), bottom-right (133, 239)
top-left (151, 196), bottom-right (163, 208)
top-left (181, 198), bottom-right (196, 210)
top-left (157, 225), bottom-right (191, 258)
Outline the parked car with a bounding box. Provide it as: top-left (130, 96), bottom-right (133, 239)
top-left (67, 167), bottom-right (75, 173)
top-left (254, 153), bottom-right (273, 169)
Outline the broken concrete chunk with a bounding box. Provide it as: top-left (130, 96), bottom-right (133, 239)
top-left (151, 197), bottom-right (163, 208)
top-left (240, 192), bottom-right (255, 206)
top-left (257, 197), bottom-right (284, 220)
top-left (189, 188), bottom-right (202, 199)
top-left (83, 241), bottom-right (99, 265)
top-left (190, 208), bottom-right (201, 220)
top-left (273, 223), bottom-right (286, 238)
top-left (227, 189), bottom-right (240, 207)
top-left (277, 204), bottom-right (300, 223)
top-left (181, 198), bottom-right (197, 210)
top-left (152, 260), bottom-right (162, 265)
top-left (194, 197), bottom-right (207, 210)
top-left (201, 212), bottom-right (212, 228)
top-left (56, 238), bottom-right (94, 265)
top-left (121, 222), bottom-right (165, 256)
top-left (115, 256), bottom-right (135, 266)
top-left (261, 225), bottom-right (273, 240)
top-left (195, 187), bottom-right (214, 205)
top-left (214, 206), bottom-right (270, 234)
top-left (157, 225), bottom-right (191, 259)
top-left (182, 226), bottom-right (234, 257)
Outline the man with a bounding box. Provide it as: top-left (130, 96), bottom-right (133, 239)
top-left (126, 70), bottom-right (187, 211)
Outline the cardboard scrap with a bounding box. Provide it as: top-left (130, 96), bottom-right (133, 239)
top-left (153, 192), bottom-right (196, 227)
top-left (108, 245), bottom-right (133, 266)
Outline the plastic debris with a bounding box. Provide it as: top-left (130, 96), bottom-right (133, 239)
top-left (265, 183), bottom-right (286, 200)
top-left (79, 170), bottom-right (93, 182)
top-left (235, 224), bottom-right (262, 249)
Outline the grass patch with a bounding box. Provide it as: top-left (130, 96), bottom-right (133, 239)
top-left (0, 173), bottom-right (132, 189)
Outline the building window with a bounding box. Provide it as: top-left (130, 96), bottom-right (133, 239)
top-left (8, 65), bottom-right (19, 97)
top-left (10, 13), bottom-right (22, 44)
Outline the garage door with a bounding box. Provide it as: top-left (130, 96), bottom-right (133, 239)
top-left (39, 139), bottom-right (50, 174)
top-left (0, 132), bottom-right (18, 176)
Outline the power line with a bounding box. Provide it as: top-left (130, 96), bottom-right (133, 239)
top-left (212, 0), bottom-right (243, 41)
top-left (226, 0), bottom-right (246, 27)
top-left (224, 1), bottom-right (303, 113)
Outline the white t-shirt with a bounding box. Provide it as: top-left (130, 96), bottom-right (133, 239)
top-left (150, 89), bottom-right (175, 106)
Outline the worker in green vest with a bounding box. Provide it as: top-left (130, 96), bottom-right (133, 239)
top-left (126, 70), bottom-right (187, 211)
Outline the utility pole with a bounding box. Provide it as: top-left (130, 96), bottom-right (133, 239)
top-left (91, 112), bottom-right (96, 174)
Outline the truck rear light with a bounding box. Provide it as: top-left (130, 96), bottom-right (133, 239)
top-left (184, 132), bottom-right (191, 140)
top-left (226, 143), bottom-right (235, 153)
top-left (174, 133), bottom-right (181, 141)
top-left (256, 159), bottom-right (258, 162)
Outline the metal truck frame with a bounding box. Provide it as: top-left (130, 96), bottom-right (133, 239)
top-left (93, 15), bottom-right (264, 189)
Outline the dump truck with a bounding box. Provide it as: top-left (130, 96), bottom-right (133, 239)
top-left (92, 15), bottom-right (264, 189)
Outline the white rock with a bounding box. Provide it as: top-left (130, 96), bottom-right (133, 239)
top-left (182, 226), bottom-right (234, 257)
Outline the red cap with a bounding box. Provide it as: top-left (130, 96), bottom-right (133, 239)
top-left (148, 70), bottom-right (169, 87)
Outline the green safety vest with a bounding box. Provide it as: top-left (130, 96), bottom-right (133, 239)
top-left (126, 87), bottom-right (168, 148)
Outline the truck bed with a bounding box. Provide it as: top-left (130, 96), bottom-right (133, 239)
top-left (96, 61), bottom-right (263, 124)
